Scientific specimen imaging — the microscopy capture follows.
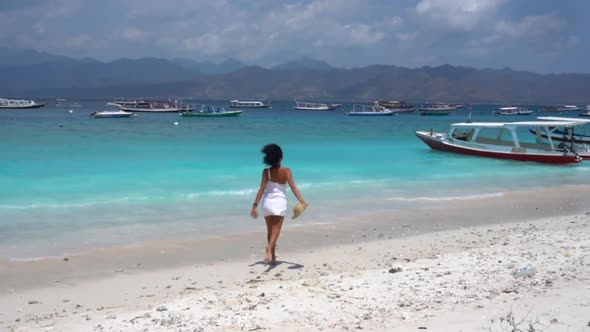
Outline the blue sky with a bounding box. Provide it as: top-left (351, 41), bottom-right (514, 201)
top-left (0, 0), bottom-right (587, 73)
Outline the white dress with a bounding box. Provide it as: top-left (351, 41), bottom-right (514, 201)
top-left (261, 168), bottom-right (287, 217)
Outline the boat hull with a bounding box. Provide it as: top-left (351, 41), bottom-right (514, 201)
top-left (347, 111), bottom-right (394, 116)
top-left (119, 107), bottom-right (192, 113)
top-left (417, 111), bottom-right (452, 116)
top-left (392, 108), bottom-right (415, 114)
top-left (230, 105), bottom-right (269, 108)
top-left (294, 104), bottom-right (341, 111)
top-left (415, 131), bottom-right (581, 164)
top-left (0, 103), bottom-right (45, 109)
top-left (495, 111), bottom-right (533, 116)
top-left (95, 114), bottom-right (133, 118)
top-left (91, 111), bottom-right (134, 118)
top-left (181, 111), bottom-right (242, 117)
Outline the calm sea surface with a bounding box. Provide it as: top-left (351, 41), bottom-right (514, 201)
top-left (1, 100), bottom-right (589, 259)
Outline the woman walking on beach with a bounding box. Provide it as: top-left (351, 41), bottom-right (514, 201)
top-left (251, 144), bottom-right (307, 264)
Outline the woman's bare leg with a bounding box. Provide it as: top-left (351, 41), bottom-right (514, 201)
top-left (264, 217), bottom-right (272, 262)
top-left (268, 216), bottom-right (285, 263)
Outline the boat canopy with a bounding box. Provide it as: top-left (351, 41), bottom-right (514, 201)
top-left (537, 116), bottom-right (590, 124)
top-left (451, 121), bottom-right (584, 128)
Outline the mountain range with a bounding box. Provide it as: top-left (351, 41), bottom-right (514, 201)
top-left (1, 48), bottom-right (589, 104)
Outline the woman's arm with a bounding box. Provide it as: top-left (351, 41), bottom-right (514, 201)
top-left (286, 168), bottom-right (307, 204)
top-left (250, 169), bottom-right (267, 219)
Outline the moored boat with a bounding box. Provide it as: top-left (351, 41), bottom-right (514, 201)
top-left (415, 120), bottom-right (583, 164)
top-left (579, 106), bottom-right (590, 117)
top-left (181, 105), bottom-right (242, 117)
top-left (535, 116), bottom-right (590, 159)
top-left (89, 110), bottom-right (134, 118)
top-left (494, 106), bottom-right (533, 116)
top-left (229, 99), bottom-right (270, 108)
top-left (557, 105), bottom-right (583, 112)
top-left (347, 104), bottom-right (395, 116)
top-left (293, 101), bottom-right (342, 111)
top-left (376, 100), bottom-right (414, 113)
top-left (119, 100), bottom-right (193, 113)
top-left (107, 99), bottom-right (129, 107)
top-left (0, 98), bottom-right (45, 109)
top-left (416, 103), bottom-right (455, 116)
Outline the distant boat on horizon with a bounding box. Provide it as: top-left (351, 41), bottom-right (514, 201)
top-left (181, 104), bottom-right (242, 117)
top-left (119, 100), bottom-right (192, 113)
top-left (416, 103), bottom-right (456, 116)
top-left (494, 106), bottom-right (533, 116)
top-left (293, 101), bottom-right (342, 111)
top-left (56, 99), bottom-right (83, 107)
top-left (376, 100), bottom-right (414, 113)
top-left (229, 99), bottom-right (270, 108)
top-left (346, 104), bottom-right (395, 116)
top-left (557, 105), bottom-right (583, 112)
top-left (0, 98), bottom-right (45, 109)
top-left (89, 110), bottom-right (134, 118)
top-left (579, 106), bottom-right (590, 117)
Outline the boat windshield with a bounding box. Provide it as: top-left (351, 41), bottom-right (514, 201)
top-left (451, 126), bottom-right (521, 146)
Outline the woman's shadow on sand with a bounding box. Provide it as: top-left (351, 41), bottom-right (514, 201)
top-left (249, 260), bottom-right (304, 273)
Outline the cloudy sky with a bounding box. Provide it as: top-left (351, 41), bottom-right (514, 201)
top-left (0, 0), bottom-right (587, 73)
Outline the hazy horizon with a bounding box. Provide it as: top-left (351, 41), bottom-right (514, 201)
top-left (4, 46), bottom-right (590, 76)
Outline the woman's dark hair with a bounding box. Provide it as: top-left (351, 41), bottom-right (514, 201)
top-left (261, 144), bottom-right (283, 167)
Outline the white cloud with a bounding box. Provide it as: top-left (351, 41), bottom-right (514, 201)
top-left (495, 14), bottom-right (567, 40)
top-left (0, 0), bottom-right (585, 72)
top-left (344, 24), bottom-right (385, 46)
top-left (415, 0), bottom-right (507, 30)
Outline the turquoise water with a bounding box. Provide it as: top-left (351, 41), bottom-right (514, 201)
top-left (1, 101), bottom-right (589, 259)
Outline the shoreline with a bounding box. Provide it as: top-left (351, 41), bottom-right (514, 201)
top-left (1, 184), bottom-right (590, 292)
top-left (1, 208), bottom-right (589, 330)
top-left (1, 184), bottom-right (590, 331)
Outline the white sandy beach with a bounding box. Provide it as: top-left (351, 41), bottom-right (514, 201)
top-left (1, 202), bottom-right (589, 331)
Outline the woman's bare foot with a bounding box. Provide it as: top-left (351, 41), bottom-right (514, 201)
top-left (264, 246), bottom-right (271, 263)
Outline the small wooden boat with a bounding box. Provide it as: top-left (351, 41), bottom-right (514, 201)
top-left (89, 110), bottom-right (134, 118)
top-left (347, 105), bottom-right (395, 116)
top-left (294, 101), bottom-right (341, 111)
top-left (181, 105), bottom-right (242, 117)
top-left (415, 120), bottom-right (583, 164)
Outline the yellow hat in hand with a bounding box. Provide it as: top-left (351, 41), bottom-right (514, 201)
top-left (292, 202), bottom-right (309, 219)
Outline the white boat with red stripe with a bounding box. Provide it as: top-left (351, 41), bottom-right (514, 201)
top-left (415, 120), bottom-right (583, 164)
